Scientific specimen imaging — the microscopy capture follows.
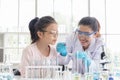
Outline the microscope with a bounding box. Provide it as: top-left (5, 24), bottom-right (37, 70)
top-left (100, 45), bottom-right (111, 71)
top-left (99, 45), bottom-right (111, 80)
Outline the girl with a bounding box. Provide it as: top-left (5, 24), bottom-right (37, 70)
top-left (20, 16), bottom-right (58, 77)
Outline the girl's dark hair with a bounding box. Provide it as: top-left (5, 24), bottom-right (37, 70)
top-left (78, 16), bottom-right (101, 37)
top-left (29, 17), bottom-right (39, 44)
top-left (28, 16), bottom-right (57, 43)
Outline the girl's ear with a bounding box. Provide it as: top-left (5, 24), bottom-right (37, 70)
top-left (37, 31), bottom-right (43, 39)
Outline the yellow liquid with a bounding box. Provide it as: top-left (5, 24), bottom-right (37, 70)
top-left (74, 76), bottom-right (80, 80)
top-left (100, 73), bottom-right (108, 80)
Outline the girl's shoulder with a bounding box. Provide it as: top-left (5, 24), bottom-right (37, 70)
top-left (22, 43), bottom-right (37, 54)
top-left (26, 42), bottom-right (36, 48)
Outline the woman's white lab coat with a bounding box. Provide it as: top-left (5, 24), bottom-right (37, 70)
top-left (64, 32), bottom-right (104, 74)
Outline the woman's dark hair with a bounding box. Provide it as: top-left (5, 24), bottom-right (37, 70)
top-left (78, 16), bottom-right (101, 37)
top-left (28, 16), bottom-right (57, 43)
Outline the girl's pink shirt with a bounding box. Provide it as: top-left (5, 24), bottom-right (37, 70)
top-left (20, 42), bottom-right (58, 77)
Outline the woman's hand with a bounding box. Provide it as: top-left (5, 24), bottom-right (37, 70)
top-left (56, 42), bottom-right (67, 56)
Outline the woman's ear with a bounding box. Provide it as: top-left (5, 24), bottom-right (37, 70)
top-left (93, 34), bottom-right (97, 38)
top-left (94, 32), bottom-right (100, 38)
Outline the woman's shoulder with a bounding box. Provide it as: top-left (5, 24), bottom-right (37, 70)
top-left (95, 37), bottom-right (104, 48)
top-left (67, 32), bottom-right (77, 38)
top-left (66, 32), bottom-right (78, 42)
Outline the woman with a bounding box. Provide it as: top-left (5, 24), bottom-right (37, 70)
top-left (57, 16), bottom-right (104, 74)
